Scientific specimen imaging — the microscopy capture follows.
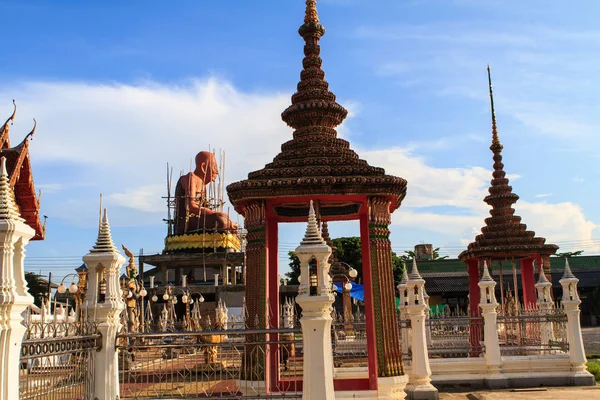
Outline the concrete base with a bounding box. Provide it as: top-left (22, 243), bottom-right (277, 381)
top-left (569, 370), bottom-right (596, 386)
top-left (378, 375), bottom-right (409, 399)
top-left (237, 379), bottom-right (268, 397)
top-left (405, 384), bottom-right (439, 400)
top-left (485, 373), bottom-right (508, 389)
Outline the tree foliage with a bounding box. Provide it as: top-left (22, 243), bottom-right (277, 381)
top-left (25, 272), bottom-right (48, 307)
top-left (555, 250), bottom-right (584, 258)
top-left (285, 236), bottom-right (405, 285)
top-left (400, 247), bottom-right (448, 261)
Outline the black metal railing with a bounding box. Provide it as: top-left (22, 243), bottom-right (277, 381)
top-left (19, 319), bottom-right (99, 400)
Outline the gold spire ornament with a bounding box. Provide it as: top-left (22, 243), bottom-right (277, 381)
top-left (304, 0), bottom-right (319, 24)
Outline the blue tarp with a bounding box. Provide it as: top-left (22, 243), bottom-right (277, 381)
top-left (333, 283), bottom-right (364, 302)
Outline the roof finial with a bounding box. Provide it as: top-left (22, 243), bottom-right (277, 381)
top-left (408, 258), bottom-right (422, 280)
top-left (300, 200), bottom-right (326, 246)
top-left (90, 208), bottom-right (118, 253)
top-left (562, 258), bottom-right (576, 280)
top-left (0, 100), bottom-right (17, 147)
top-left (480, 260), bottom-right (493, 282)
top-left (0, 156), bottom-right (24, 221)
top-left (487, 65), bottom-right (501, 148)
top-left (400, 266), bottom-right (409, 284)
top-left (304, 0), bottom-right (319, 24)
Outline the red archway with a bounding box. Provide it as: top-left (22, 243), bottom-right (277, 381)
top-left (227, 1), bottom-right (406, 392)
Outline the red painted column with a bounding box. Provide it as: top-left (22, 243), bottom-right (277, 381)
top-left (467, 259), bottom-right (481, 317)
top-left (520, 258), bottom-right (536, 309)
top-left (267, 218), bottom-right (279, 392)
top-left (467, 258), bottom-right (482, 355)
top-left (359, 212), bottom-right (378, 391)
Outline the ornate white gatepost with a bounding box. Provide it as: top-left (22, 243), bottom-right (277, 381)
top-left (397, 268), bottom-right (410, 355)
top-left (405, 259), bottom-right (438, 400)
top-left (82, 209), bottom-right (125, 400)
top-left (0, 157), bottom-right (35, 400)
top-left (535, 266), bottom-right (554, 351)
top-left (478, 261), bottom-right (507, 389)
top-left (559, 259), bottom-right (595, 386)
top-left (295, 201), bottom-right (335, 400)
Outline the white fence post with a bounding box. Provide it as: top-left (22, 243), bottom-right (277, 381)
top-left (82, 209), bottom-right (125, 400)
top-left (397, 268), bottom-right (410, 355)
top-left (405, 259), bottom-right (438, 400)
top-left (294, 201), bottom-right (335, 400)
top-left (559, 259), bottom-right (595, 386)
top-left (0, 157), bottom-right (35, 400)
top-left (478, 261), bottom-right (507, 389)
top-left (535, 266), bottom-right (554, 350)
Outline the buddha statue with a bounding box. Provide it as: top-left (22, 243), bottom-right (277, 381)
top-left (174, 151), bottom-right (238, 235)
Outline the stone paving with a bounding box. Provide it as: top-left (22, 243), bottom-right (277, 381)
top-left (583, 326), bottom-right (600, 355)
top-left (440, 386), bottom-right (600, 400)
top-left (437, 326), bottom-right (600, 399)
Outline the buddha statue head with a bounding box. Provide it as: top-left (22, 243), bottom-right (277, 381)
top-left (194, 151), bottom-right (218, 183)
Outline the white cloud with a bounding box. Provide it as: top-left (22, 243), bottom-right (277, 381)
top-left (1, 78), bottom-right (291, 224)
top-left (105, 184), bottom-right (165, 213)
top-left (36, 183), bottom-right (64, 194)
top-left (359, 147), bottom-right (598, 255)
top-left (518, 201), bottom-right (598, 249)
top-left (360, 147), bottom-right (491, 211)
top-left (573, 177), bottom-right (585, 183)
top-left (535, 193), bottom-right (552, 198)
top-left (2, 78), bottom-right (596, 256)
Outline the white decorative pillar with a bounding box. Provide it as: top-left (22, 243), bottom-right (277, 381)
top-left (397, 268), bottom-right (410, 355)
top-left (294, 201), bottom-right (335, 400)
top-left (423, 287), bottom-right (432, 348)
top-left (478, 261), bottom-right (507, 389)
top-left (405, 259), bottom-right (438, 400)
top-left (535, 266), bottom-right (554, 351)
top-left (281, 298), bottom-right (295, 329)
top-left (0, 157), bottom-right (35, 400)
top-left (82, 209), bottom-right (126, 400)
top-left (559, 260), bottom-right (595, 385)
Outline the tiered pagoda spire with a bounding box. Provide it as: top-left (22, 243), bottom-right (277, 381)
top-left (280, 0), bottom-right (348, 130)
top-left (227, 0), bottom-right (407, 213)
top-left (459, 67), bottom-right (557, 261)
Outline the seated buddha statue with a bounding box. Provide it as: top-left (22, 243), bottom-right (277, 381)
top-left (173, 151), bottom-right (238, 235)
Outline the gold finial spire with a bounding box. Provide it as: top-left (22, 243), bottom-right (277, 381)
top-left (304, 0), bottom-right (319, 24)
top-left (487, 65), bottom-right (500, 147)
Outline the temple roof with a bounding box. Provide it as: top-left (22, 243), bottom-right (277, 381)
top-left (0, 102), bottom-right (45, 240)
top-left (459, 67), bottom-right (557, 261)
top-left (227, 0), bottom-right (407, 214)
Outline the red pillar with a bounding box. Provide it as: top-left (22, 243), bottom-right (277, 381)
top-left (467, 259), bottom-right (481, 317)
top-left (467, 258), bottom-right (482, 355)
top-left (359, 212), bottom-right (378, 391)
top-left (520, 258), bottom-right (536, 309)
top-left (267, 218), bottom-right (279, 392)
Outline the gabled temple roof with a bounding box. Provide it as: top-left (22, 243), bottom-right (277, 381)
top-left (0, 102), bottom-right (44, 240)
top-left (227, 0), bottom-right (407, 214)
top-left (459, 67), bottom-right (556, 261)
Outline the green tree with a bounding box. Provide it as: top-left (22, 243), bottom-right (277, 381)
top-left (555, 250), bottom-right (584, 258)
top-left (402, 247), bottom-right (448, 261)
top-left (286, 236), bottom-right (405, 286)
top-left (285, 251), bottom-right (301, 284)
top-left (25, 272), bottom-right (48, 307)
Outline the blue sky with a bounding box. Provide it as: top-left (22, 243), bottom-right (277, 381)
top-left (3, 0), bottom-right (598, 283)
